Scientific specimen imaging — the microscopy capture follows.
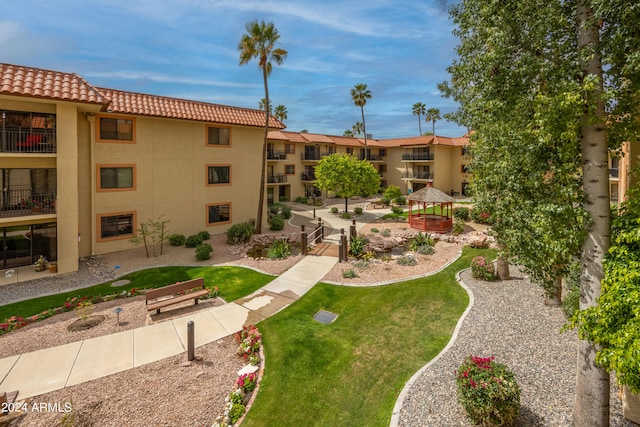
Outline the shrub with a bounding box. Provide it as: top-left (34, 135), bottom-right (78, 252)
top-left (471, 207), bottom-right (494, 225)
top-left (354, 207), bottom-right (363, 215)
top-left (370, 227), bottom-right (379, 233)
top-left (269, 214), bottom-right (285, 231)
top-left (381, 228), bottom-right (391, 237)
top-left (409, 232), bottom-right (434, 250)
top-left (380, 196), bottom-right (391, 206)
top-left (226, 222), bottom-right (255, 244)
top-left (267, 239), bottom-right (291, 259)
top-left (228, 403), bottom-right (246, 424)
top-left (453, 207), bottom-right (470, 221)
top-left (269, 205), bottom-right (280, 215)
top-left (395, 196), bottom-right (407, 206)
top-left (168, 234), bottom-right (186, 246)
top-left (295, 196), bottom-right (308, 204)
top-left (416, 245), bottom-right (435, 255)
top-left (341, 212), bottom-right (351, 219)
top-left (185, 234), bottom-right (203, 248)
top-left (330, 207), bottom-right (339, 214)
top-left (198, 230), bottom-right (210, 241)
top-left (281, 206), bottom-right (292, 219)
top-left (236, 372), bottom-right (258, 393)
top-left (471, 256), bottom-right (496, 281)
top-left (349, 235), bottom-right (368, 258)
top-left (453, 219), bottom-right (465, 235)
top-left (342, 268), bottom-right (359, 279)
top-left (383, 185), bottom-right (402, 202)
top-left (456, 356), bottom-right (521, 426)
top-left (391, 206), bottom-right (404, 216)
top-left (195, 243), bottom-right (213, 260)
top-left (396, 255), bottom-right (417, 266)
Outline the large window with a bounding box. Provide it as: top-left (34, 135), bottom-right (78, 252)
top-left (207, 165), bottom-right (231, 185)
top-left (98, 116), bottom-right (135, 142)
top-left (98, 212), bottom-right (135, 241)
top-left (207, 126), bottom-right (230, 146)
top-left (98, 165), bottom-right (135, 191)
top-left (207, 203), bottom-right (231, 225)
top-left (284, 165), bottom-right (295, 175)
top-left (285, 143), bottom-right (295, 154)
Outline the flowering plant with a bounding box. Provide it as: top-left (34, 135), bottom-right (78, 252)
top-left (471, 256), bottom-right (496, 281)
top-left (34, 255), bottom-right (48, 272)
top-left (236, 372), bottom-right (258, 393)
top-left (235, 325), bottom-right (262, 362)
top-left (456, 355), bottom-right (520, 426)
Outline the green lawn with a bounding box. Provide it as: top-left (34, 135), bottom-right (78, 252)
top-left (0, 266), bottom-right (273, 321)
top-left (243, 247), bottom-right (495, 426)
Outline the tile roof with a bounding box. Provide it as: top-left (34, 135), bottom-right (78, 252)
top-left (97, 88), bottom-right (285, 129)
top-left (0, 63), bottom-right (284, 129)
top-left (268, 130), bottom-right (468, 148)
top-left (0, 63), bottom-right (106, 105)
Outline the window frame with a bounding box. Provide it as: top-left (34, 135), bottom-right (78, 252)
top-left (284, 164), bottom-right (295, 175)
top-left (285, 143), bottom-right (295, 154)
top-left (206, 202), bottom-right (232, 226)
top-left (205, 125), bottom-right (232, 147)
top-left (96, 164), bottom-right (137, 192)
top-left (206, 164), bottom-right (232, 186)
top-left (96, 115), bottom-right (136, 144)
top-left (97, 211), bottom-right (137, 242)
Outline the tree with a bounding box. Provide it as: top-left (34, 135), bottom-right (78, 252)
top-left (350, 83), bottom-right (372, 159)
top-left (239, 19), bottom-right (287, 234)
top-left (315, 153), bottom-right (380, 213)
top-left (258, 98), bottom-right (272, 113)
top-left (128, 215), bottom-right (170, 258)
top-left (412, 102), bottom-right (426, 136)
top-left (351, 121), bottom-right (363, 137)
top-left (425, 108), bottom-right (441, 136)
top-left (274, 105), bottom-right (287, 122)
top-left (343, 130), bottom-right (354, 137)
top-left (441, 1), bottom-right (639, 424)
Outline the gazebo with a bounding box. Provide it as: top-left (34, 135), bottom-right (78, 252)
top-left (406, 185), bottom-right (454, 233)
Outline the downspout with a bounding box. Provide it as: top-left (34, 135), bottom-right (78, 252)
top-left (87, 114), bottom-right (96, 255)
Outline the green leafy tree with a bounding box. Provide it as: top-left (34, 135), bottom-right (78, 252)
top-left (315, 153), bottom-right (380, 213)
top-left (425, 107), bottom-right (441, 136)
top-left (441, 1), bottom-right (640, 424)
top-left (239, 20), bottom-right (288, 234)
top-left (412, 102), bottom-right (426, 136)
top-left (128, 215), bottom-right (170, 258)
top-left (350, 83), bottom-right (372, 159)
top-left (343, 129), bottom-right (354, 137)
top-left (274, 105), bottom-right (287, 122)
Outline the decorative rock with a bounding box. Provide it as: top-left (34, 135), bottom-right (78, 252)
top-left (237, 364), bottom-right (259, 376)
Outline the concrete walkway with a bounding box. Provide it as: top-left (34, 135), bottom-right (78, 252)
top-left (0, 255), bottom-right (337, 400)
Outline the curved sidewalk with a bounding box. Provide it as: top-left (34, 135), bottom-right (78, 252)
top-left (0, 255), bottom-right (337, 400)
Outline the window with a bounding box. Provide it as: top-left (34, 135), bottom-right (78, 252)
top-left (98, 116), bottom-right (134, 142)
top-left (98, 212), bottom-right (135, 241)
top-left (462, 164), bottom-right (471, 173)
top-left (207, 203), bottom-right (231, 225)
top-left (98, 165), bottom-right (135, 191)
top-left (346, 147), bottom-right (353, 155)
top-left (285, 144), bottom-right (295, 154)
top-left (207, 165), bottom-right (231, 185)
top-left (379, 149), bottom-right (386, 157)
top-left (207, 126), bottom-right (230, 146)
top-left (285, 165), bottom-right (295, 175)
top-left (378, 164), bottom-right (387, 173)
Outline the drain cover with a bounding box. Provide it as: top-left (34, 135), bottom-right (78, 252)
top-left (314, 310), bottom-right (338, 324)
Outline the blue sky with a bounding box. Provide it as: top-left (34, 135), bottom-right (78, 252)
top-left (2, 0), bottom-right (464, 139)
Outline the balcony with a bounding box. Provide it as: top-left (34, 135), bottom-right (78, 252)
top-left (609, 168), bottom-right (619, 178)
top-left (301, 172), bottom-right (316, 181)
top-left (402, 153), bottom-right (434, 161)
top-left (267, 174), bottom-right (288, 184)
top-left (358, 154), bottom-right (385, 161)
top-left (267, 151), bottom-right (287, 161)
top-left (1, 129), bottom-right (57, 154)
top-left (1, 187), bottom-right (57, 218)
top-left (301, 152), bottom-right (322, 161)
top-left (401, 172), bottom-right (434, 180)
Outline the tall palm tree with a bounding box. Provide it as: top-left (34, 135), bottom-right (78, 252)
top-left (351, 121), bottom-right (363, 137)
top-left (425, 108), bottom-right (441, 136)
top-left (274, 105), bottom-right (287, 122)
top-left (258, 98), bottom-right (272, 113)
top-left (350, 83), bottom-right (372, 159)
top-left (343, 130), bottom-right (354, 137)
top-left (239, 19), bottom-right (287, 234)
top-left (412, 102), bottom-right (426, 135)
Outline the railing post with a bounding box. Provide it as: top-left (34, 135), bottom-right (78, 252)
top-left (301, 225), bottom-right (308, 255)
top-left (350, 219), bottom-right (356, 239)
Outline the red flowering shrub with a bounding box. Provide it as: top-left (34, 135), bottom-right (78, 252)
top-left (471, 256), bottom-right (496, 281)
top-left (236, 372), bottom-right (258, 393)
top-left (235, 325), bottom-right (262, 362)
top-left (456, 355), bottom-right (520, 426)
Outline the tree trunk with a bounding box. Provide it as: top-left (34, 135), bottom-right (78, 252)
top-left (256, 67), bottom-right (270, 234)
top-left (141, 223), bottom-right (149, 258)
top-left (544, 276), bottom-right (562, 307)
top-left (573, 1), bottom-right (610, 425)
top-left (361, 106), bottom-right (368, 160)
top-left (344, 197), bottom-right (348, 213)
top-left (496, 254), bottom-right (510, 280)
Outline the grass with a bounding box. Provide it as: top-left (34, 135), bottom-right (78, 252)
top-left (0, 266), bottom-right (274, 321)
top-left (243, 247), bottom-right (496, 426)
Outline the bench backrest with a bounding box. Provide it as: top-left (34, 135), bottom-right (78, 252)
top-left (145, 277), bottom-right (205, 301)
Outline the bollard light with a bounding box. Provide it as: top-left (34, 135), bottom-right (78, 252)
top-left (187, 321), bottom-right (195, 361)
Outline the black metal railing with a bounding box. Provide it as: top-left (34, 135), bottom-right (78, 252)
top-left (301, 172), bottom-right (317, 181)
top-left (1, 129), bottom-right (57, 153)
top-left (610, 168), bottom-right (619, 178)
top-left (402, 153), bottom-right (434, 161)
top-left (301, 152), bottom-right (322, 161)
top-left (0, 187), bottom-right (57, 218)
top-left (267, 174), bottom-right (288, 183)
top-left (267, 151), bottom-right (287, 160)
top-left (401, 172), bottom-right (434, 180)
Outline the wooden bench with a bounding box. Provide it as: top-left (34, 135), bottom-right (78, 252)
top-left (372, 202), bottom-right (389, 209)
top-left (145, 278), bottom-right (209, 314)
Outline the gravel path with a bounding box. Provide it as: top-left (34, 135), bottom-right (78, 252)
top-left (396, 265), bottom-right (632, 426)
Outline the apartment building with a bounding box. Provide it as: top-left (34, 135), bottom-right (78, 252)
top-left (0, 64), bottom-right (284, 273)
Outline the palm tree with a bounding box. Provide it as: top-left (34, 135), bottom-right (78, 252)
top-left (343, 130), bottom-right (354, 137)
top-left (351, 121), bottom-right (363, 137)
top-left (258, 98), bottom-right (272, 113)
top-left (350, 83), bottom-right (372, 159)
top-left (274, 105), bottom-right (287, 122)
top-left (412, 102), bottom-right (426, 135)
top-left (239, 19), bottom-right (287, 234)
top-left (425, 108), bottom-right (441, 136)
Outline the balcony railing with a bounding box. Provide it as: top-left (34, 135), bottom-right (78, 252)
top-left (0, 187), bottom-right (57, 218)
top-left (609, 168), bottom-right (619, 178)
top-left (402, 153), bottom-right (434, 161)
top-left (358, 154), bottom-right (385, 161)
top-left (267, 174), bottom-right (288, 183)
top-left (1, 129), bottom-right (57, 153)
top-left (301, 152), bottom-right (322, 161)
top-left (401, 172), bottom-right (434, 180)
top-left (301, 172), bottom-right (317, 181)
top-left (267, 151), bottom-right (287, 160)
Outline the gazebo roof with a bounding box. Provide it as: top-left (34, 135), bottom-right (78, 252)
top-left (407, 186), bottom-right (454, 203)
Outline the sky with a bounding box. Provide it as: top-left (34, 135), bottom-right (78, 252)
top-left (2, 0), bottom-right (465, 139)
